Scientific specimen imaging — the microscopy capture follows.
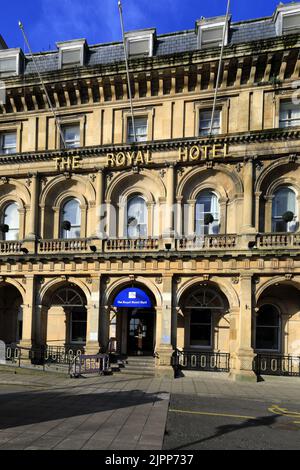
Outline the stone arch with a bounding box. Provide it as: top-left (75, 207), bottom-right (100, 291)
top-left (0, 280), bottom-right (24, 344)
top-left (105, 169), bottom-right (167, 203)
top-left (39, 175), bottom-right (95, 238)
top-left (255, 157), bottom-right (299, 194)
top-left (255, 277), bottom-right (300, 304)
top-left (40, 175), bottom-right (96, 207)
top-left (176, 276), bottom-right (240, 310)
top-left (104, 276), bottom-right (162, 308)
top-left (38, 277), bottom-right (91, 307)
top-left (177, 164), bottom-right (243, 201)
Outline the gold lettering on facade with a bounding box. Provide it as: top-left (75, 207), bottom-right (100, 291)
top-left (55, 156), bottom-right (82, 171)
top-left (178, 143), bottom-right (230, 162)
top-left (106, 150), bottom-right (152, 167)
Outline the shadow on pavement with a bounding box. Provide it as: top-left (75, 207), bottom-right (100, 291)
top-left (0, 389), bottom-right (165, 430)
top-left (168, 414), bottom-right (280, 450)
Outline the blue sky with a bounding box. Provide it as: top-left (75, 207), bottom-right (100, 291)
top-left (1, 0), bottom-right (295, 52)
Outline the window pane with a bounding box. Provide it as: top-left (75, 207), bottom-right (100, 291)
top-left (202, 28), bottom-right (223, 42)
top-left (272, 187), bottom-right (297, 233)
top-left (256, 305), bottom-right (280, 351)
top-left (127, 196), bottom-right (147, 238)
top-left (61, 49), bottom-right (81, 67)
top-left (1, 133), bottom-right (17, 154)
top-left (0, 57), bottom-right (16, 77)
top-left (128, 39), bottom-right (149, 57)
top-left (62, 125), bottom-right (80, 148)
top-left (196, 191), bottom-right (220, 235)
top-left (61, 199), bottom-right (81, 239)
top-left (279, 102), bottom-right (300, 128)
top-left (199, 110), bottom-right (220, 136)
top-left (128, 117), bottom-right (148, 143)
top-left (3, 202), bottom-right (19, 240)
top-left (283, 14), bottom-right (300, 31)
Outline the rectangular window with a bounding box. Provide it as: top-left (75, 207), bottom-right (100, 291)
top-left (127, 117), bottom-right (148, 143)
top-left (62, 125), bottom-right (80, 148)
top-left (282, 13), bottom-right (300, 34)
top-left (0, 57), bottom-right (17, 77)
top-left (199, 109), bottom-right (221, 136)
top-left (190, 310), bottom-right (212, 347)
top-left (279, 101), bottom-right (300, 128)
top-left (128, 39), bottom-right (150, 58)
top-left (61, 49), bottom-right (81, 68)
top-left (201, 27), bottom-right (224, 49)
top-left (0, 132), bottom-right (17, 154)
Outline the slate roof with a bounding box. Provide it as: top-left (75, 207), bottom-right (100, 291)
top-left (19, 16), bottom-right (285, 76)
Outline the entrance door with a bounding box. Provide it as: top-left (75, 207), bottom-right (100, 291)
top-left (127, 308), bottom-right (154, 355)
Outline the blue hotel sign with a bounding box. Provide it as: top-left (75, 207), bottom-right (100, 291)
top-left (113, 288), bottom-right (152, 308)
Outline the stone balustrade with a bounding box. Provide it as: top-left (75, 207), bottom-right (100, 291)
top-left (104, 238), bottom-right (160, 252)
top-left (257, 233), bottom-right (300, 249)
top-left (177, 235), bottom-right (238, 251)
top-left (38, 239), bottom-right (89, 253)
top-left (1, 233), bottom-right (300, 256)
top-left (0, 241), bottom-right (23, 254)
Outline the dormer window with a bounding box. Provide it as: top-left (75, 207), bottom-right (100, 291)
top-left (0, 49), bottom-right (22, 78)
top-left (197, 16), bottom-right (230, 50)
top-left (125, 29), bottom-right (156, 58)
top-left (275, 4), bottom-right (300, 36)
top-left (57, 39), bottom-right (87, 69)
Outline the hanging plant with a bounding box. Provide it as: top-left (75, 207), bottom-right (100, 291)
top-left (62, 220), bottom-right (71, 231)
top-left (282, 211), bottom-right (294, 223)
top-left (128, 217), bottom-right (137, 226)
top-left (204, 213), bottom-right (214, 225)
top-left (0, 224), bottom-right (9, 233)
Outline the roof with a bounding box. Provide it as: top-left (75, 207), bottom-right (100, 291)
top-left (6, 13), bottom-right (297, 76)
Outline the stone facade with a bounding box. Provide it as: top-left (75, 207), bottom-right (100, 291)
top-left (1, 4), bottom-right (300, 379)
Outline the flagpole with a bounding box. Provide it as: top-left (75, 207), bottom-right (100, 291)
top-left (118, 0), bottom-right (137, 143)
top-left (18, 21), bottom-right (66, 148)
top-left (209, 0), bottom-right (231, 136)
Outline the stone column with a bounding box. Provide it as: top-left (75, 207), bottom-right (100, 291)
top-left (85, 276), bottom-right (101, 354)
top-left (93, 169), bottom-right (104, 238)
top-left (241, 160), bottom-right (256, 234)
top-left (163, 164), bottom-right (175, 238)
top-left (230, 274), bottom-right (256, 381)
top-left (20, 275), bottom-right (35, 349)
top-left (156, 274), bottom-right (174, 375)
top-left (264, 196), bottom-right (274, 233)
top-left (27, 174), bottom-right (39, 240)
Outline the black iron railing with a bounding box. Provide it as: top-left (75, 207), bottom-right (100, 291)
top-left (172, 350), bottom-right (230, 373)
top-left (254, 354), bottom-right (300, 377)
top-left (5, 345), bottom-right (84, 368)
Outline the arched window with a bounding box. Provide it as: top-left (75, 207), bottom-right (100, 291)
top-left (60, 199), bottom-right (81, 239)
top-left (195, 191), bottom-right (220, 235)
top-left (127, 196), bottom-right (148, 239)
top-left (256, 305), bottom-right (280, 351)
top-left (2, 202), bottom-right (19, 240)
top-left (185, 287), bottom-right (224, 348)
top-left (272, 187), bottom-right (297, 233)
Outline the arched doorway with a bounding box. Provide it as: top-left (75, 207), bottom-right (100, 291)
top-left (111, 285), bottom-right (156, 356)
top-left (44, 283), bottom-right (87, 349)
top-left (179, 284), bottom-right (230, 351)
top-left (0, 284), bottom-right (23, 345)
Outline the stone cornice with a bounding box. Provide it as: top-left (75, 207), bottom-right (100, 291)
top-left (0, 128), bottom-right (300, 166)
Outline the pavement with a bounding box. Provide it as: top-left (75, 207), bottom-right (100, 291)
top-left (0, 366), bottom-right (300, 450)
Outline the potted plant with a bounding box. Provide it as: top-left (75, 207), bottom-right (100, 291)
top-left (0, 224), bottom-right (9, 234)
top-left (282, 211), bottom-right (294, 223)
top-left (62, 220), bottom-right (71, 231)
top-left (204, 213), bottom-right (214, 225)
